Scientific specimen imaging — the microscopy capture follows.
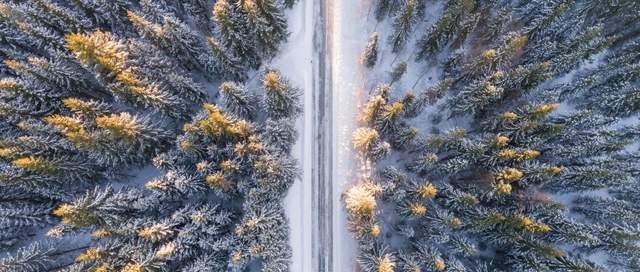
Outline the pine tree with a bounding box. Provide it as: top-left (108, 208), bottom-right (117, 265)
top-left (416, 0), bottom-right (478, 60)
top-left (220, 81), bottom-right (256, 119)
top-left (127, 10), bottom-right (218, 76)
top-left (206, 36), bottom-right (246, 80)
top-left (212, 0), bottom-right (259, 68)
top-left (65, 31), bottom-right (189, 118)
top-left (182, 0), bottom-right (214, 31)
top-left (262, 70), bottom-right (302, 120)
top-left (262, 118), bottom-right (296, 154)
top-left (68, 0), bottom-right (132, 31)
top-left (352, 127), bottom-right (390, 161)
top-left (389, 0), bottom-right (418, 53)
top-left (361, 32), bottom-right (379, 68)
top-left (390, 61), bottom-right (407, 84)
top-left (358, 245), bottom-right (396, 272)
top-left (252, 0), bottom-right (289, 58)
top-left (0, 243), bottom-right (56, 271)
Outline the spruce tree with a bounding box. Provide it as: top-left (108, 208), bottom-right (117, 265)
top-left (212, 0), bottom-right (259, 68)
top-left (389, 0), bottom-right (418, 53)
top-left (361, 32), bottom-right (379, 68)
top-left (262, 69), bottom-right (302, 120)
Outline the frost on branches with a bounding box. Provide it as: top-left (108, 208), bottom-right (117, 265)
top-left (350, 0), bottom-right (640, 271)
top-left (0, 0), bottom-right (299, 271)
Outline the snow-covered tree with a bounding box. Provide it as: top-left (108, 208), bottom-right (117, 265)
top-left (361, 32), bottom-right (379, 68)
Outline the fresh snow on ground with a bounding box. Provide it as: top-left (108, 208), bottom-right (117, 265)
top-left (271, 1), bottom-right (314, 271)
top-left (329, 0), bottom-right (371, 270)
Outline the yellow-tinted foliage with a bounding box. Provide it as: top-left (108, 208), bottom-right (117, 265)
top-left (483, 84), bottom-right (499, 95)
top-left (182, 123), bottom-right (196, 133)
top-left (230, 251), bottom-right (242, 264)
top-left (383, 101), bottom-right (404, 120)
top-left (191, 211), bottom-right (206, 223)
top-left (219, 82), bottom-right (236, 96)
top-left (491, 70), bottom-right (505, 79)
top-left (145, 178), bottom-right (169, 191)
top-left (95, 263), bottom-right (110, 272)
top-left (127, 10), bottom-right (162, 35)
top-left (508, 35), bottom-right (528, 52)
top-left (532, 103), bottom-right (560, 117)
top-left (483, 49), bottom-right (496, 60)
top-left (92, 229), bottom-right (111, 238)
top-left (220, 160), bottom-right (238, 172)
top-left (52, 204), bottom-right (74, 217)
top-left (497, 149), bottom-right (518, 159)
top-left (494, 135), bottom-right (510, 147)
top-left (344, 184), bottom-right (377, 216)
top-left (522, 150), bottom-right (540, 160)
top-left (46, 227), bottom-right (64, 237)
top-left (545, 166), bottom-right (562, 175)
top-left (206, 172), bottom-right (230, 190)
top-left (12, 156), bottom-right (56, 173)
top-left (496, 168), bottom-right (523, 183)
top-left (417, 183), bottom-right (437, 198)
top-left (45, 114), bottom-right (83, 132)
top-left (179, 139), bottom-right (193, 151)
top-left (497, 149), bottom-right (540, 161)
top-left (239, 0), bottom-right (258, 18)
top-left (370, 224), bottom-right (381, 237)
top-left (377, 255), bottom-right (395, 272)
top-left (138, 223), bottom-right (173, 240)
top-left (198, 103), bottom-right (246, 139)
top-left (249, 244), bottom-right (264, 255)
top-left (75, 248), bottom-right (102, 262)
top-left (447, 217), bottom-right (463, 229)
top-left (114, 69), bottom-right (145, 89)
top-left (65, 31), bottom-right (126, 74)
top-left (4, 59), bottom-right (24, 72)
top-left (263, 71), bottom-right (283, 92)
top-left (496, 182), bottom-right (512, 195)
top-left (95, 113), bottom-right (139, 139)
top-left (352, 127), bottom-right (379, 153)
top-left (501, 111), bottom-right (518, 121)
top-left (62, 98), bottom-right (94, 114)
top-left (0, 147), bottom-right (17, 158)
top-left (155, 241), bottom-right (177, 257)
top-left (234, 136), bottom-right (263, 156)
top-left (213, 0), bottom-right (230, 21)
top-left (195, 161), bottom-right (208, 172)
top-left (44, 115), bottom-right (93, 146)
top-left (52, 203), bottom-right (99, 227)
top-left (121, 263), bottom-right (144, 272)
top-left (0, 78), bottom-right (22, 93)
top-left (514, 214), bottom-right (552, 233)
top-left (434, 257), bottom-right (446, 271)
top-left (359, 95), bottom-right (385, 124)
top-left (409, 203), bottom-right (427, 216)
top-left (0, 3), bottom-right (13, 18)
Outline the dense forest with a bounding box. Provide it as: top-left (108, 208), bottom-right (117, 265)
top-left (0, 0), bottom-right (301, 271)
top-left (1, 0), bottom-right (639, 271)
top-left (348, 0), bottom-right (640, 271)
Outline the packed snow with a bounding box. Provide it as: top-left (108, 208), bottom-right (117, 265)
top-left (271, 1), bottom-right (314, 271)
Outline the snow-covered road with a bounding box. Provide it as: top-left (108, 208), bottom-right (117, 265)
top-left (277, 0), bottom-right (369, 271)
top-left (328, 0), bottom-right (371, 271)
